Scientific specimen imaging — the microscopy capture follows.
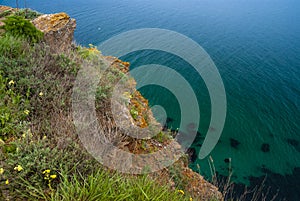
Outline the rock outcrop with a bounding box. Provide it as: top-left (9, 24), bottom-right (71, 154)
top-left (32, 12), bottom-right (76, 52)
top-left (0, 6), bottom-right (15, 27)
top-left (0, 6), bottom-right (75, 52)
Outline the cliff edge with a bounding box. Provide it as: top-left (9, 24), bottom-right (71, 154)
top-left (0, 6), bottom-right (223, 201)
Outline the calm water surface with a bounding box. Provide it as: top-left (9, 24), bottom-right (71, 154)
top-left (1, 0), bottom-right (300, 200)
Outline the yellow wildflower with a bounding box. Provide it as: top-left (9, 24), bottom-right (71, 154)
top-left (43, 135), bottom-right (47, 140)
top-left (14, 165), bottom-right (23, 172)
top-left (5, 179), bottom-right (9, 185)
top-left (123, 91), bottom-right (132, 99)
top-left (8, 80), bottom-right (14, 85)
top-left (24, 110), bottom-right (30, 115)
top-left (190, 197), bottom-right (193, 201)
top-left (0, 168), bottom-right (4, 175)
top-left (43, 169), bottom-right (51, 174)
top-left (178, 189), bottom-right (184, 195)
top-left (22, 133), bottom-right (26, 138)
top-left (39, 92), bottom-right (43, 96)
top-left (50, 174), bottom-right (57, 179)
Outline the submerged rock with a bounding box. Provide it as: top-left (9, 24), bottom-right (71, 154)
top-left (261, 143), bottom-right (270, 152)
top-left (287, 138), bottom-right (299, 147)
top-left (230, 138), bottom-right (240, 149)
top-left (287, 138), bottom-right (300, 152)
top-left (187, 147), bottom-right (197, 163)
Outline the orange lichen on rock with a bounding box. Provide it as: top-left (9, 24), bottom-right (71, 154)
top-left (122, 61), bottom-right (130, 67)
top-left (129, 91), bottom-right (150, 128)
top-left (32, 12), bottom-right (76, 51)
top-left (32, 12), bottom-right (72, 32)
top-left (150, 159), bottom-right (223, 201)
top-left (50, 12), bottom-right (70, 27)
top-left (104, 56), bottom-right (131, 73)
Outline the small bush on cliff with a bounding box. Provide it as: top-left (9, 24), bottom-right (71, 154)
top-left (1, 15), bottom-right (43, 43)
top-left (1, 136), bottom-right (100, 200)
top-left (0, 10), bottom-right (12, 18)
top-left (14, 8), bottom-right (42, 20)
top-left (77, 44), bottom-right (101, 60)
top-left (0, 34), bottom-right (27, 58)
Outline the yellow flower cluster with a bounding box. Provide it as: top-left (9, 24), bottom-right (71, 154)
top-left (42, 169), bottom-right (57, 190)
top-left (123, 91), bottom-right (133, 99)
top-left (8, 80), bottom-right (14, 85)
top-left (0, 167), bottom-right (4, 175)
top-left (43, 169), bottom-right (57, 179)
top-left (1, 167), bottom-right (9, 185)
top-left (14, 165), bottom-right (23, 172)
top-left (50, 174), bottom-right (57, 179)
top-left (22, 129), bottom-right (33, 139)
top-left (88, 44), bottom-right (101, 54)
top-left (177, 189), bottom-right (193, 200)
top-left (24, 110), bottom-right (30, 115)
top-left (178, 189), bottom-right (185, 195)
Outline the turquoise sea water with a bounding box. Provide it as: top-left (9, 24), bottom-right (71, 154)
top-left (1, 0), bottom-right (299, 200)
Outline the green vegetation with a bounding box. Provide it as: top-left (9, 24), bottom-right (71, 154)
top-left (153, 131), bottom-right (172, 143)
top-left (51, 170), bottom-right (186, 201)
top-left (14, 8), bottom-right (42, 20)
top-left (0, 72), bottom-right (30, 139)
top-left (1, 15), bottom-right (43, 43)
top-left (0, 13), bottom-right (193, 201)
top-left (0, 10), bottom-right (12, 18)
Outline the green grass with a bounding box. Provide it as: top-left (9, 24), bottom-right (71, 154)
top-left (1, 15), bottom-right (44, 43)
top-left (50, 170), bottom-right (188, 201)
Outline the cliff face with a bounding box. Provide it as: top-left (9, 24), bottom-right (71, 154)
top-left (0, 6), bottom-right (223, 200)
top-left (32, 12), bottom-right (76, 51)
top-left (98, 56), bottom-right (223, 200)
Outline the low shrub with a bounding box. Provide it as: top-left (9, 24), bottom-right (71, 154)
top-left (0, 34), bottom-right (27, 58)
top-left (0, 10), bottom-right (12, 18)
top-left (1, 135), bottom-right (100, 200)
top-left (14, 8), bottom-right (42, 20)
top-left (0, 72), bottom-right (30, 140)
top-left (1, 15), bottom-right (43, 43)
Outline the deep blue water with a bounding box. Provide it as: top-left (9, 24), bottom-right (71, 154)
top-left (1, 0), bottom-right (300, 200)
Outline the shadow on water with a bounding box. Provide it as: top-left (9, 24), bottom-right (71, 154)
top-left (210, 166), bottom-right (300, 201)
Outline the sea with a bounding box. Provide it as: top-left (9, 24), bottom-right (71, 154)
top-left (1, 0), bottom-right (299, 200)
